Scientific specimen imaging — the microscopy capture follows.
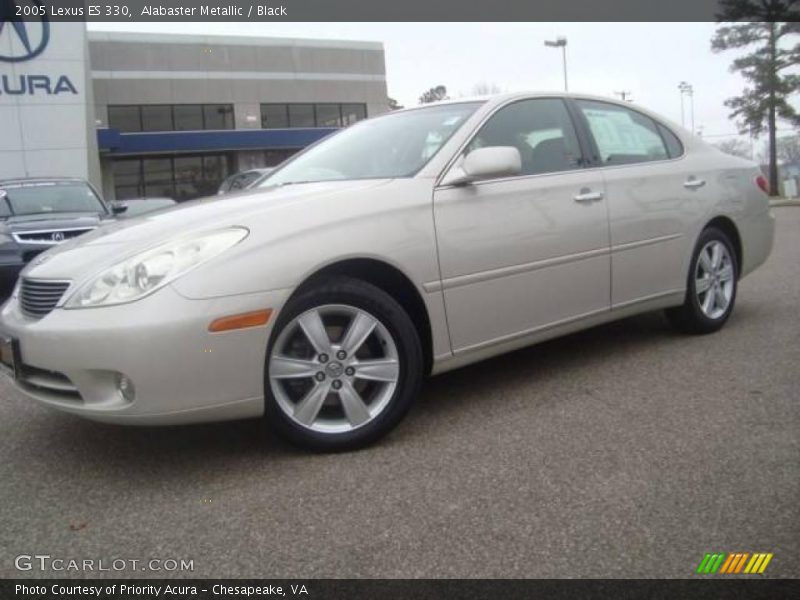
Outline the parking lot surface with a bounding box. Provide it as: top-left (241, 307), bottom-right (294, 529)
top-left (1, 208), bottom-right (798, 579)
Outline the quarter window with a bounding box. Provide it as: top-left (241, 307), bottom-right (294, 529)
top-left (576, 100), bottom-right (670, 165)
top-left (467, 98), bottom-right (584, 176)
top-left (657, 123), bottom-right (684, 158)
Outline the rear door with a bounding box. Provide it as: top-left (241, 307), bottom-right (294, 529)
top-left (571, 99), bottom-right (707, 308)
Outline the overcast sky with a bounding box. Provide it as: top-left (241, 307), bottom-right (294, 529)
top-left (90, 22), bottom-right (798, 151)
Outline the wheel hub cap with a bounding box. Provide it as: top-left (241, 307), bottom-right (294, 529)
top-left (695, 240), bottom-right (734, 320)
top-left (326, 362), bottom-right (344, 378)
top-left (268, 304), bottom-right (400, 434)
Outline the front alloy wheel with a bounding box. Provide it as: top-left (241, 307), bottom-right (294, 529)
top-left (264, 278), bottom-right (422, 450)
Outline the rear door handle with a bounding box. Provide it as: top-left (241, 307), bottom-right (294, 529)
top-left (574, 190), bottom-right (604, 203)
top-left (684, 178), bottom-right (706, 190)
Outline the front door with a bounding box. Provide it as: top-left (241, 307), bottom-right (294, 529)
top-left (433, 98), bottom-right (611, 353)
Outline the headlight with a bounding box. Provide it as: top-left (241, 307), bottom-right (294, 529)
top-left (66, 227), bottom-right (248, 308)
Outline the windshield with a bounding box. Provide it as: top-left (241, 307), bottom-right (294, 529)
top-left (261, 102), bottom-right (482, 186)
top-left (0, 181), bottom-right (106, 217)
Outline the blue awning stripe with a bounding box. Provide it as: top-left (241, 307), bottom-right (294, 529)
top-left (97, 127), bottom-right (337, 155)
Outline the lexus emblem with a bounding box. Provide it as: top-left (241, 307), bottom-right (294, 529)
top-left (0, 0), bottom-right (50, 63)
top-left (50, 231), bottom-right (65, 242)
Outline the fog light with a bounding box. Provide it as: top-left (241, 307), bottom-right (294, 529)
top-left (116, 373), bottom-right (135, 402)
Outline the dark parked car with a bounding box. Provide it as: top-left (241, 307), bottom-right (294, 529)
top-left (217, 168), bottom-right (274, 194)
top-left (111, 197), bottom-right (177, 218)
top-left (0, 177), bottom-right (118, 287)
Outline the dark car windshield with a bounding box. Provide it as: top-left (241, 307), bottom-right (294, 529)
top-left (0, 181), bottom-right (106, 217)
top-left (261, 102), bottom-right (482, 186)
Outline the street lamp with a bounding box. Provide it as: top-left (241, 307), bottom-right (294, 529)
top-left (614, 90), bottom-right (633, 102)
top-left (678, 81), bottom-right (695, 133)
top-left (544, 36), bottom-right (568, 92)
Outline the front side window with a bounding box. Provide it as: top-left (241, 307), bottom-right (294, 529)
top-left (577, 100), bottom-right (670, 165)
top-left (467, 98), bottom-right (584, 176)
top-left (262, 102), bottom-right (481, 185)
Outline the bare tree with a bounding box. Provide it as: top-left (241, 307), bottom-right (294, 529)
top-left (714, 138), bottom-right (753, 159)
top-left (387, 97), bottom-right (404, 111)
top-left (776, 135), bottom-right (800, 165)
top-left (419, 85), bottom-right (449, 104)
top-left (471, 82), bottom-right (503, 96)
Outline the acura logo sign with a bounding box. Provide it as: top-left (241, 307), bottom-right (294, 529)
top-left (0, 0), bottom-right (50, 63)
top-left (50, 231), bottom-right (65, 242)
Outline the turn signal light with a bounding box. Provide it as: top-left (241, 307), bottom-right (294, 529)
top-left (209, 309), bottom-right (273, 333)
top-left (755, 175), bottom-right (769, 195)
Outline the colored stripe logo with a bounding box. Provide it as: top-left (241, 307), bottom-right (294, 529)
top-left (696, 552), bottom-right (773, 574)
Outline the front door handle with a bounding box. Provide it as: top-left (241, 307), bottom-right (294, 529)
top-left (684, 178), bottom-right (706, 190)
top-left (574, 189), bottom-right (604, 203)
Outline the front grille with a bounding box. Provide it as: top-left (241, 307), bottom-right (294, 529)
top-left (12, 227), bottom-right (95, 245)
top-left (20, 278), bottom-right (71, 318)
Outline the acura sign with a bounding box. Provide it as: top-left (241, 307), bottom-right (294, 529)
top-left (0, 1), bottom-right (77, 95)
top-left (0, 2), bottom-right (99, 185)
top-left (0, 1), bottom-right (50, 62)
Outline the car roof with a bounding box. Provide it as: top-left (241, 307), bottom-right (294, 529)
top-left (396, 91), bottom-right (653, 113)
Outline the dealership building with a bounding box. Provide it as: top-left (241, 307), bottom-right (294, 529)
top-left (1, 23), bottom-right (388, 201)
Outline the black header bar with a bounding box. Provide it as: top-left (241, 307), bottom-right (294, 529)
top-left (2, 0), bottom-right (731, 22)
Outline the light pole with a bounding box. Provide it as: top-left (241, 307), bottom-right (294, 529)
top-left (544, 36), bottom-right (568, 92)
top-left (614, 90), bottom-right (633, 102)
top-left (679, 81), bottom-right (695, 133)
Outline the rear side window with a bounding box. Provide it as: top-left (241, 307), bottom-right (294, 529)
top-left (467, 98), bottom-right (584, 176)
top-left (576, 100), bottom-right (670, 166)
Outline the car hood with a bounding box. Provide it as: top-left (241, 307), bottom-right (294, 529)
top-left (22, 179), bottom-right (392, 281)
top-left (0, 213), bottom-right (106, 233)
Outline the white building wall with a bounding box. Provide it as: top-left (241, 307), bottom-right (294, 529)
top-left (0, 22), bottom-right (100, 187)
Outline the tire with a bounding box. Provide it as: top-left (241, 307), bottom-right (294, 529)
top-left (666, 227), bottom-right (738, 334)
top-left (263, 277), bottom-right (423, 451)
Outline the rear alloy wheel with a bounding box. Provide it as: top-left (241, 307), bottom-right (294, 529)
top-left (667, 227), bottom-right (738, 334)
top-left (264, 278), bottom-right (422, 450)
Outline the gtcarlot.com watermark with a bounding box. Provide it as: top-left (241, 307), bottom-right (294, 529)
top-left (15, 554), bottom-right (194, 573)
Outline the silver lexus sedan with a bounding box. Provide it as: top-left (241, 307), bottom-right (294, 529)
top-left (0, 93), bottom-right (774, 450)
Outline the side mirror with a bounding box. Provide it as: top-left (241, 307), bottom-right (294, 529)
top-left (110, 202), bottom-right (128, 215)
top-left (441, 146), bottom-right (522, 186)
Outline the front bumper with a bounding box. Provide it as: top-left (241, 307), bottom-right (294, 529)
top-left (0, 284), bottom-right (291, 425)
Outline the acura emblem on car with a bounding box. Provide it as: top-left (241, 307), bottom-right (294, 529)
top-left (0, 1), bottom-right (50, 63)
top-left (51, 231), bottom-right (65, 242)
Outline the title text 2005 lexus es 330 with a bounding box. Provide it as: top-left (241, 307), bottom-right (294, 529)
top-left (0, 93), bottom-right (774, 450)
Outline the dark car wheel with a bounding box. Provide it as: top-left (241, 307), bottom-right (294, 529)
top-left (264, 277), bottom-right (423, 451)
top-left (666, 227), bottom-right (738, 334)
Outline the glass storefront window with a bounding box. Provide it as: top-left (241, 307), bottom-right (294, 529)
top-left (261, 103), bottom-right (367, 129)
top-left (288, 104), bottom-right (316, 128)
top-left (108, 106), bottom-right (142, 132)
top-left (204, 104), bottom-right (234, 130)
top-left (141, 105), bottom-right (173, 132)
top-left (142, 158), bottom-right (175, 198)
top-left (315, 104), bottom-right (342, 127)
top-left (341, 104), bottom-right (367, 126)
top-left (173, 105), bottom-right (204, 131)
top-left (113, 154), bottom-right (232, 202)
top-left (261, 104), bottom-right (289, 129)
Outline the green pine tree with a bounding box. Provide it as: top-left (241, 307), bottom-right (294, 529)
top-left (711, 1), bottom-right (800, 195)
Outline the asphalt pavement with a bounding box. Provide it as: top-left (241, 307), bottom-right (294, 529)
top-left (1, 208), bottom-right (798, 579)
